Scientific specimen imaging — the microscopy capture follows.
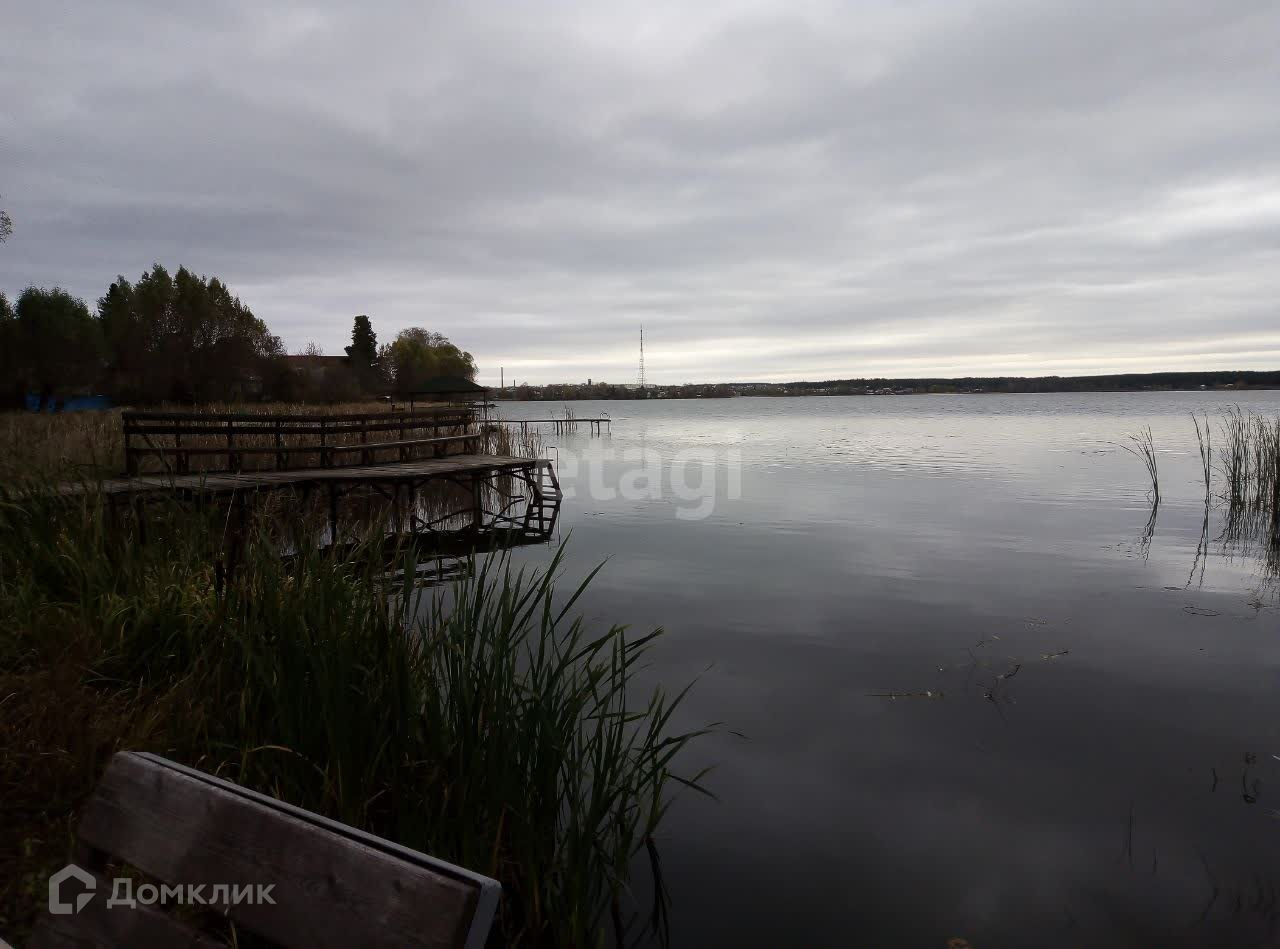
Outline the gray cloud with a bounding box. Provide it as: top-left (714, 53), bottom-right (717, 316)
top-left (2, 0), bottom-right (1278, 384)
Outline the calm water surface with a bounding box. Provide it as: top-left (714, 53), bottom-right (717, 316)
top-left (494, 393), bottom-right (1280, 948)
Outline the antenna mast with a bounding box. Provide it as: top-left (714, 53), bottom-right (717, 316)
top-left (638, 325), bottom-right (646, 393)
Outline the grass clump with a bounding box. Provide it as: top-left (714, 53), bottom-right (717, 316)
top-left (1213, 407), bottom-right (1280, 540)
top-left (1220, 405), bottom-right (1251, 512)
top-left (0, 484), bottom-right (711, 946)
top-left (485, 420), bottom-right (547, 458)
top-left (1123, 426), bottom-right (1161, 506)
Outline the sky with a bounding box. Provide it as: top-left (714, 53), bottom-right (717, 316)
top-left (1, 0), bottom-right (1278, 386)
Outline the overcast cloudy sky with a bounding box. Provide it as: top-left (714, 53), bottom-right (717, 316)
top-left (2, 1), bottom-right (1277, 385)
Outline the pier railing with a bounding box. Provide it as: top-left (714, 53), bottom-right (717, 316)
top-left (123, 408), bottom-right (479, 475)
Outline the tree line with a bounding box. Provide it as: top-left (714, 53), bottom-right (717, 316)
top-left (498, 382), bottom-right (733, 400)
top-left (0, 265), bottom-right (476, 409)
top-left (747, 370), bottom-right (1280, 396)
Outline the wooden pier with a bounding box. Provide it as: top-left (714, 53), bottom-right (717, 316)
top-left (65, 409), bottom-right (563, 547)
top-left (504, 417), bottom-right (611, 436)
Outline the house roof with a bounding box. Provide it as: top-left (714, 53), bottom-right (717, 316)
top-left (283, 354), bottom-right (350, 366)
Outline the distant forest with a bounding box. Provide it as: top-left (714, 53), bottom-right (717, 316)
top-left (742, 370), bottom-right (1280, 396)
top-left (499, 370), bottom-right (1280, 401)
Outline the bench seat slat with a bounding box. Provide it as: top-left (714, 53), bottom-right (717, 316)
top-left (128, 434), bottom-right (478, 457)
top-left (30, 870), bottom-right (214, 948)
top-left (70, 753), bottom-right (489, 949)
top-left (124, 420), bottom-right (470, 437)
top-left (124, 411), bottom-right (470, 425)
top-left (123, 410), bottom-right (481, 474)
top-left (327, 435), bottom-right (478, 453)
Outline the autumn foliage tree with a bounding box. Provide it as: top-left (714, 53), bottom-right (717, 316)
top-left (380, 328), bottom-right (477, 397)
top-left (2, 264), bottom-right (481, 408)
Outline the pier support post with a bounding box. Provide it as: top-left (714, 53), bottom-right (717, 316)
top-left (471, 472), bottom-right (484, 531)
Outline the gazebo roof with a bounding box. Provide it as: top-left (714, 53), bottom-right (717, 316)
top-left (410, 376), bottom-right (489, 395)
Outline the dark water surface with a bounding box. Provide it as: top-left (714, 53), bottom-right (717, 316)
top-left (494, 393), bottom-right (1280, 948)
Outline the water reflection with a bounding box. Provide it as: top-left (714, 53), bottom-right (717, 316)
top-left (274, 470), bottom-right (562, 587)
top-left (327, 509), bottom-right (562, 588)
top-left (1186, 502), bottom-right (1209, 589)
top-left (486, 394), bottom-right (1280, 946)
top-left (1218, 507), bottom-right (1280, 589)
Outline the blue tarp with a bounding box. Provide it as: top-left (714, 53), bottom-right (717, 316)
top-left (23, 394), bottom-right (113, 412)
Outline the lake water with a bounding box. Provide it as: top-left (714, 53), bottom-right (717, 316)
top-left (493, 393), bottom-right (1280, 948)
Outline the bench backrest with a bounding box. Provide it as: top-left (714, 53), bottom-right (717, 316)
top-left (31, 752), bottom-right (500, 949)
top-left (123, 409), bottom-right (478, 475)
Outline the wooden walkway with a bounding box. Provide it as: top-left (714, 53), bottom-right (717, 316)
top-left (62, 454), bottom-right (540, 498)
top-left (503, 417), bottom-right (611, 435)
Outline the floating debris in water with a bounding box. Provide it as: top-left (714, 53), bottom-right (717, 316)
top-left (1183, 605), bottom-right (1221, 617)
top-left (868, 690), bottom-right (945, 700)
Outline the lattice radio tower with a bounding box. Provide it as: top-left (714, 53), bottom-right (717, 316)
top-left (638, 325), bottom-right (646, 393)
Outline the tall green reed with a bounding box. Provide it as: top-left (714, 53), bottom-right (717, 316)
top-left (1219, 405), bottom-right (1250, 512)
top-left (1123, 426), bottom-right (1160, 506)
top-left (1213, 407), bottom-right (1280, 540)
top-left (1192, 411), bottom-right (1212, 503)
top-left (0, 482), bottom-right (713, 946)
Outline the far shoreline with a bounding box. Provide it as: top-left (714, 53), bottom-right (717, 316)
top-left (493, 370), bottom-right (1280, 402)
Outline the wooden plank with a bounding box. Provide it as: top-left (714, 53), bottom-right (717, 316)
top-left (31, 871), bottom-right (214, 948)
top-left (76, 754), bottom-right (483, 949)
top-left (124, 419), bottom-right (471, 438)
top-left (121, 415), bottom-right (476, 476)
top-left (62, 456), bottom-right (538, 497)
top-left (129, 435), bottom-right (473, 460)
top-left (328, 435), bottom-right (478, 453)
top-left (321, 419), bottom-right (470, 436)
top-left (130, 445), bottom-right (322, 457)
top-left (138, 752), bottom-right (499, 949)
top-left (124, 410), bottom-right (472, 426)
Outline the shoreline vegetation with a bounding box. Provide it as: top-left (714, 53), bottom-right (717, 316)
top-left (1122, 407), bottom-right (1280, 574)
top-left (1124, 406), bottom-right (1280, 530)
top-left (498, 369), bottom-right (1280, 401)
top-left (2, 271), bottom-right (478, 411)
top-left (0, 408), bottom-right (713, 947)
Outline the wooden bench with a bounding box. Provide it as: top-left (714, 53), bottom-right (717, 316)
top-left (126, 433), bottom-right (482, 472)
top-left (30, 752), bottom-right (500, 949)
top-left (123, 410), bottom-right (478, 475)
